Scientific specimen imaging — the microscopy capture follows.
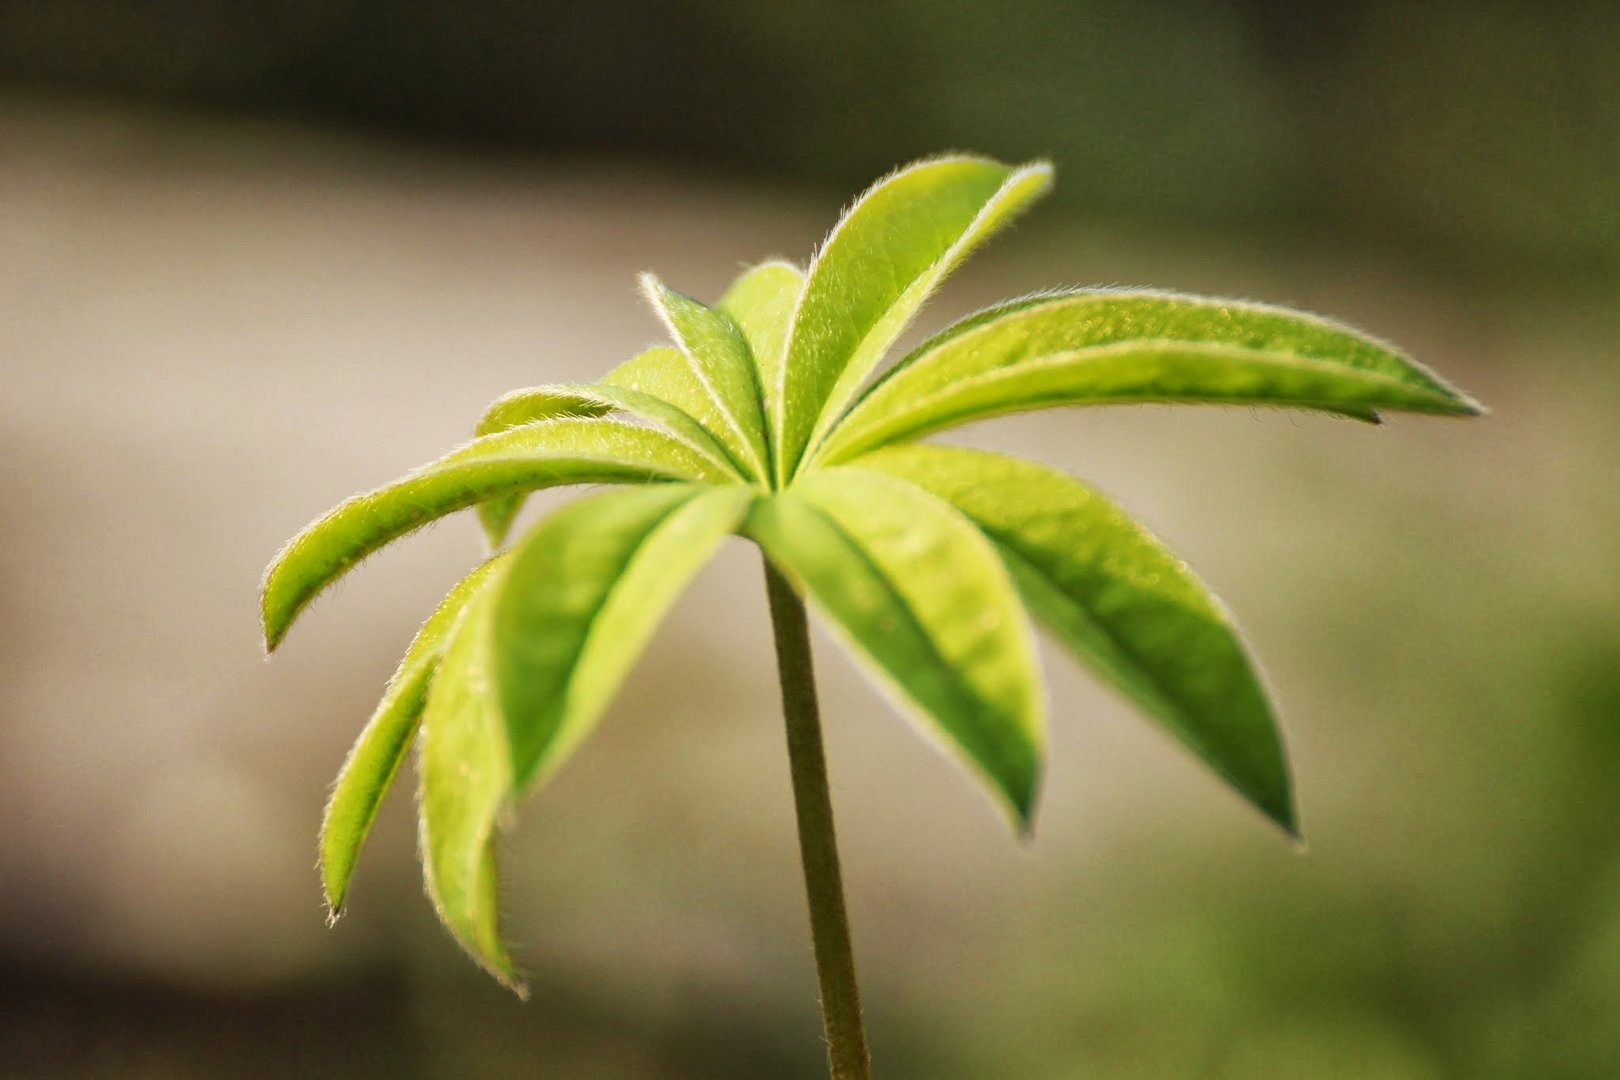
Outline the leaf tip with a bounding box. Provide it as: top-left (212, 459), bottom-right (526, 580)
top-left (475, 945), bottom-right (530, 1000)
top-left (1265, 791), bottom-right (1302, 845)
top-left (259, 573), bottom-right (284, 654)
top-left (636, 270), bottom-right (666, 303)
top-left (1423, 378), bottom-right (1487, 418)
top-left (1004, 768), bottom-right (1042, 841)
top-left (259, 529), bottom-right (311, 654)
top-left (1231, 756), bottom-right (1299, 842)
top-left (1019, 157), bottom-right (1057, 188)
top-left (261, 612), bottom-right (285, 655)
top-left (320, 858), bottom-right (350, 923)
top-left (460, 931), bottom-right (530, 998)
top-left (478, 511), bottom-right (514, 553)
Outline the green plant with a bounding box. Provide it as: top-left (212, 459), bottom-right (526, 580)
top-left (261, 154), bottom-right (1480, 1078)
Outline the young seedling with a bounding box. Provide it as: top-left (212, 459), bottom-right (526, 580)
top-left (262, 154), bottom-right (1480, 1078)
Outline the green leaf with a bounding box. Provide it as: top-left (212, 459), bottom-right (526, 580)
top-left (776, 155), bottom-right (1054, 483)
top-left (637, 274), bottom-right (770, 481)
top-left (496, 484), bottom-right (752, 791)
top-left (820, 289), bottom-right (1483, 462)
top-left (857, 443), bottom-right (1296, 833)
top-left (746, 467), bottom-right (1046, 827)
top-left (475, 387), bottom-right (614, 435)
top-left (474, 375), bottom-right (744, 548)
top-left (261, 418), bottom-right (724, 652)
top-left (472, 387), bottom-right (612, 550)
top-left (479, 382), bottom-right (741, 475)
top-left (718, 259), bottom-right (805, 442)
top-left (320, 556), bottom-right (507, 919)
top-left (417, 573), bottom-right (524, 994)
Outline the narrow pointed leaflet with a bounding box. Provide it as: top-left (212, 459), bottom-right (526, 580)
top-left (495, 484), bottom-right (753, 792)
top-left (855, 443), bottom-right (1296, 832)
top-left (820, 289), bottom-right (1480, 463)
top-left (747, 468), bottom-right (1046, 827)
top-left (776, 155), bottom-right (1053, 483)
top-left (321, 556), bottom-right (508, 917)
top-left (719, 259), bottom-right (805, 445)
top-left (261, 418), bottom-right (725, 650)
top-left (418, 575), bottom-right (524, 994)
top-left (473, 370), bottom-right (745, 547)
top-left (639, 274), bottom-right (770, 482)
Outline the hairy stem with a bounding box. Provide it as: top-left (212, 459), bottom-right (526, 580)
top-left (763, 558), bottom-right (873, 1080)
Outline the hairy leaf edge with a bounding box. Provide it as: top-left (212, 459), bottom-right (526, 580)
top-left (415, 582), bottom-right (528, 997)
top-left (774, 153), bottom-right (1053, 485)
top-left (639, 273), bottom-right (771, 482)
top-left (821, 341), bottom-right (1482, 464)
top-left (261, 419), bottom-right (720, 652)
top-left (499, 484), bottom-right (754, 792)
top-left (837, 287), bottom-right (1484, 426)
top-left (320, 555), bottom-right (510, 919)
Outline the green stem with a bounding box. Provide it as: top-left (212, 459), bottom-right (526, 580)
top-left (763, 558), bottom-right (873, 1080)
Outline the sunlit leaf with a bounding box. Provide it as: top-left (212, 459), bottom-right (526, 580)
top-left (471, 388), bottom-right (611, 550)
top-left (820, 289), bottom-right (1482, 461)
top-left (262, 419), bottom-right (725, 651)
top-left (474, 375), bottom-right (744, 548)
top-left (855, 443), bottom-right (1296, 832)
top-left (320, 556), bottom-right (507, 919)
top-left (746, 467), bottom-right (1046, 827)
top-left (417, 575), bottom-right (524, 994)
top-left (718, 259), bottom-right (804, 440)
top-left (477, 381), bottom-right (740, 474)
top-left (638, 275), bottom-right (770, 481)
top-left (777, 155), bottom-right (1053, 482)
top-left (475, 387), bottom-right (614, 435)
top-left (264, 152), bottom-right (1484, 1004)
top-left (496, 484), bottom-right (752, 791)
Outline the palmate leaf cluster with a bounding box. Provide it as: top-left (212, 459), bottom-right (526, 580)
top-left (260, 155), bottom-right (1480, 990)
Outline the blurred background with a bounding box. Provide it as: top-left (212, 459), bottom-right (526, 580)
top-left (2, 2), bottom-right (1616, 1077)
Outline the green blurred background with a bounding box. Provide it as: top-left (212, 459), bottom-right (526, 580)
top-left (1, 2), bottom-right (1616, 1077)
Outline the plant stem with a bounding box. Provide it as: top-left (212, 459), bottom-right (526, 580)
top-left (763, 558), bottom-right (873, 1080)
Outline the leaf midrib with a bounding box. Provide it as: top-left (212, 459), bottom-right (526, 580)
top-left (840, 287), bottom-right (1452, 410)
top-left (992, 512), bottom-right (1295, 825)
top-left (645, 278), bottom-right (771, 482)
top-left (539, 384), bottom-right (750, 482)
top-left (782, 490), bottom-right (1031, 791)
top-left (821, 342), bottom-right (1471, 463)
top-left (509, 487), bottom-right (711, 791)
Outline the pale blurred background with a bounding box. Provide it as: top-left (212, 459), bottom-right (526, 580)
top-left (2, 3), bottom-right (1617, 1077)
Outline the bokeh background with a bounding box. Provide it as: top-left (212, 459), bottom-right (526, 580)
top-left (3, 3), bottom-right (1617, 1077)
